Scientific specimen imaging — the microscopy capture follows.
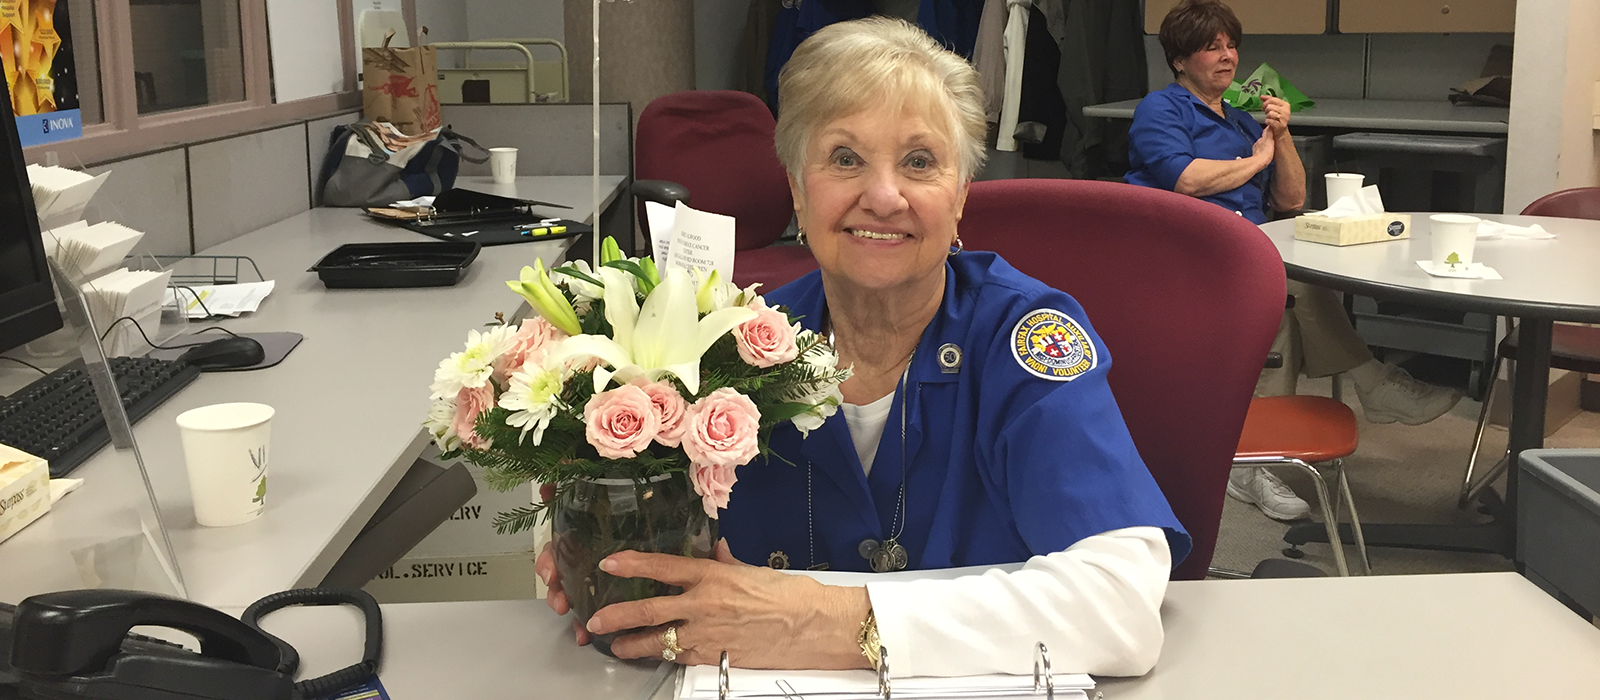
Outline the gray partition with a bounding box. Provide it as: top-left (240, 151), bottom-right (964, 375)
top-left (441, 103), bottom-right (632, 177)
top-left (306, 111), bottom-right (360, 207)
top-left (1366, 33), bottom-right (1513, 102)
top-left (188, 125), bottom-right (312, 251)
top-left (84, 148), bottom-right (192, 256)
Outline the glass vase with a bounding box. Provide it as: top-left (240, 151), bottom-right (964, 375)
top-left (552, 472), bottom-right (715, 656)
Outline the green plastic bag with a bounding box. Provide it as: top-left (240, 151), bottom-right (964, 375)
top-left (1222, 63), bottom-right (1314, 112)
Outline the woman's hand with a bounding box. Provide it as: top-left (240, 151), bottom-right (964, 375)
top-left (583, 542), bottom-right (872, 669)
top-left (1250, 129), bottom-right (1276, 165)
top-left (535, 539), bottom-right (594, 646)
top-left (1262, 95), bottom-right (1291, 140)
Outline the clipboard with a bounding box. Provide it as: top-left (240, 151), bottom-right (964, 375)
top-left (681, 643), bottom-right (1095, 700)
top-left (365, 188), bottom-right (593, 246)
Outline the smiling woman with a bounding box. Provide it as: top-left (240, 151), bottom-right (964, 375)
top-left (537, 17), bottom-right (1190, 679)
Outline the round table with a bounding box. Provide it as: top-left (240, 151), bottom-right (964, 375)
top-left (1259, 213), bottom-right (1600, 560)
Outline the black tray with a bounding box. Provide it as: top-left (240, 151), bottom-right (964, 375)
top-left (308, 241), bottom-right (480, 288)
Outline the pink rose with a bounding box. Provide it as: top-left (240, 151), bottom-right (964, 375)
top-left (690, 462), bottom-right (738, 518)
top-left (735, 300), bottom-right (799, 368)
top-left (682, 388), bottom-right (762, 470)
top-left (496, 318), bottom-right (567, 382)
top-left (583, 385), bottom-right (660, 459)
top-left (454, 384), bottom-right (495, 450)
top-left (632, 379), bottom-right (689, 447)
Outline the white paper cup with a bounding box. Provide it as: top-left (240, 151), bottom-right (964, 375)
top-left (1429, 214), bottom-right (1481, 268)
top-left (1325, 173), bottom-right (1364, 207)
top-left (489, 147), bottom-right (518, 184)
top-left (176, 403), bottom-right (274, 527)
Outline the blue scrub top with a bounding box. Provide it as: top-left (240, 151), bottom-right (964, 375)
top-left (719, 252), bottom-right (1191, 573)
top-left (1125, 83), bottom-right (1274, 224)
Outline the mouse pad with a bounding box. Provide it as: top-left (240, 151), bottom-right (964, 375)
top-left (147, 332), bottom-right (303, 372)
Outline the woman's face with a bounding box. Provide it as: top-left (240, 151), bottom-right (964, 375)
top-left (791, 106), bottom-right (968, 292)
top-left (1175, 31), bottom-right (1238, 97)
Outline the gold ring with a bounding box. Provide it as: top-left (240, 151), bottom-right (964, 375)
top-left (661, 626), bottom-right (684, 662)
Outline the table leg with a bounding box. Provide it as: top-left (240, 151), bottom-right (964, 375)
top-left (1283, 319), bottom-right (1554, 561)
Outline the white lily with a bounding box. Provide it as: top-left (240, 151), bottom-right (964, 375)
top-left (554, 266), bottom-right (756, 394)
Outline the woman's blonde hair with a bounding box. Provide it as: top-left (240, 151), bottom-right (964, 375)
top-left (774, 17), bottom-right (987, 186)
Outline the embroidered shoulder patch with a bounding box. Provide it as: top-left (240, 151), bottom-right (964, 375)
top-left (1010, 308), bottom-right (1097, 381)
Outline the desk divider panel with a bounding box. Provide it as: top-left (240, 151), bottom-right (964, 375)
top-left (83, 148), bottom-right (193, 256)
top-left (188, 124), bottom-right (313, 251)
top-left (440, 103), bottom-right (633, 177)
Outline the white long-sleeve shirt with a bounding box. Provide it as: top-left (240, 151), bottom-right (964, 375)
top-left (863, 527), bottom-right (1170, 678)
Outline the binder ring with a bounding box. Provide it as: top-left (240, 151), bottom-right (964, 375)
top-left (1033, 643), bottom-right (1054, 700)
top-left (877, 646), bottom-right (892, 700)
top-left (719, 651), bottom-right (731, 700)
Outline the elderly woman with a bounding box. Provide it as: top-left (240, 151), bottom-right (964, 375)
top-left (536, 17), bottom-right (1187, 678)
top-left (1127, 0), bottom-right (1459, 523)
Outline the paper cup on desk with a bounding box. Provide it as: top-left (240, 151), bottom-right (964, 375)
top-left (176, 403), bottom-right (274, 527)
top-left (489, 147), bottom-right (518, 184)
top-left (1430, 214), bottom-right (1481, 269)
top-left (1325, 173), bottom-right (1364, 207)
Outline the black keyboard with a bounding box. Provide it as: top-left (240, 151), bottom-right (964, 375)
top-left (0, 356), bottom-right (200, 478)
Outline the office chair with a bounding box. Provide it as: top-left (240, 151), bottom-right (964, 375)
top-left (959, 179), bottom-right (1284, 581)
top-left (1459, 187), bottom-right (1600, 509)
top-left (633, 90), bottom-right (817, 290)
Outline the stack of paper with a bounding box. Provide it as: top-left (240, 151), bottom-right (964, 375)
top-left (79, 268), bottom-right (174, 355)
top-left (26, 164), bottom-right (108, 224)
top-left (163, 281), bottom-right (275, 319)
top-left (681, 666), bottom-right (1095, 700)
top-left (41, 220), bottom-right (145, 280)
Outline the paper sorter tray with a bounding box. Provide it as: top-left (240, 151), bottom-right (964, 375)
top-left (307, 242), bottom-right (481, 288)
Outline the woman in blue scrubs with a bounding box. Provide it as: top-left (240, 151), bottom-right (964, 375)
top-left (538, 17), bottom-right (1188, 677)
top-left (1125, 1), bottom-right (1304, 222)
top-left (1126, 1), bottom-right (1458, 523)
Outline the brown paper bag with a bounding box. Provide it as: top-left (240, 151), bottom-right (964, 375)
top-left (362, 38), bottom-right (442, 137)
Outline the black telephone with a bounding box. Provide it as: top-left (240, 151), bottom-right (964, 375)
top-left (1, 588), bottom-right (382, 700)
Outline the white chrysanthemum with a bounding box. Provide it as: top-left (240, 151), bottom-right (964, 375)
top-left (424, 399), bottom-right (460, 450)
top-left (497, 360), bottom-right (567, 445)
top-left (550, 260), bottom-right (608, 301)
top-left (430, 325), bottom-right (517, 400)
top-left (791, 386), bottom-right (842, 437)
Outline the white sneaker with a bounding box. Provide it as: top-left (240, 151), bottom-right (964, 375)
top-left (1354, 365), bottom-right (1462, 425)
top-left (1227, 468), bottom-right (1311, 521)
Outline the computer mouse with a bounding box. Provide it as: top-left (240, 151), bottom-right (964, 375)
top-left (176, 336), bottom-right (266, 370)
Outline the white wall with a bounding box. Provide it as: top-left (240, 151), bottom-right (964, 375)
top-left (465, 0), bottom-right (564, 43)
top-left (266, 0), bottom-right (347, 102)
top-left (1505, 0), bottom-right (1599, 212)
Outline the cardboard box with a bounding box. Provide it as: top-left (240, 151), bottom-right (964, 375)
top-left (0, 444), bottom-right (51, 544)
top-left (404, 461), bottom-right (539, 559)
top-left (1294, 213), bottom-right (1412, 246)
top-left (364, 551), bottom-right (546, 603)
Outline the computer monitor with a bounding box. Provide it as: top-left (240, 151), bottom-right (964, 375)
top-left (0, 74), bottom-right (63, 355)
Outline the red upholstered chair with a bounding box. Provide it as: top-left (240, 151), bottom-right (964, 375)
top-left (1460, 187), bottom-right (1600, 507)
top-left (633, 90), bottom-right (817, 290)
top-left (959, 179), bottom-right (1284, 581)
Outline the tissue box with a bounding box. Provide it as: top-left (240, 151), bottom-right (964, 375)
top-left (0, 444), bottom-right (51, 543)
top-left (1293, 213), bottom-right (1413, 246)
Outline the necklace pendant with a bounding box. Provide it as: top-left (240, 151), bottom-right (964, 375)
top-left (869, 540), bottom-right (909, 573)
top-left (859, 538), bottom-right (880, 560)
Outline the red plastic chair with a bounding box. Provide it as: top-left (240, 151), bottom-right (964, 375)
top-left (634, 90), bottom-right (817, 290)
top-left (1236, 395), bottom-right (1367, 575)
top-left (959, 179), bottom-right (1284, 581)
top-left (1460, 188), bottom-right (1600, 507)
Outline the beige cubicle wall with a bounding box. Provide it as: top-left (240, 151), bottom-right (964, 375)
top-left (1341, 0), bottom-right (1517, 34)
top-left (1144, 0), bottom-right (1328, 34)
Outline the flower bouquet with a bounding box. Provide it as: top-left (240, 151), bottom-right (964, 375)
top-left (425, 237), bottom-right (849, 651)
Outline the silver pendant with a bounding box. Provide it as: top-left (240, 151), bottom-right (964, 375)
top-left (867, 539), bottom-right (909, 573)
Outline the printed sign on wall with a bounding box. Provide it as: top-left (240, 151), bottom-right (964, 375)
top-left (2, 0), bottom-right (82, 146)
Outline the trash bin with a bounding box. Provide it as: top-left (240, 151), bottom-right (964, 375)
top-left (1517, 449), bottom-right (1600, 618)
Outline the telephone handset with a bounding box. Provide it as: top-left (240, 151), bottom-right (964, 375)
top-left (4, 588), bottom-right (382, 700)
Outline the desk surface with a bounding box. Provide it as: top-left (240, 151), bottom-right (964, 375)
top-left (0, 175), bottom-right (626, 608)
top-left (1082, 97), bottom-right (1510, 134)
top-left (254, 572), bottom-right (1600, 699)
top-left (1259, 213), bottom-right (1600, 323)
